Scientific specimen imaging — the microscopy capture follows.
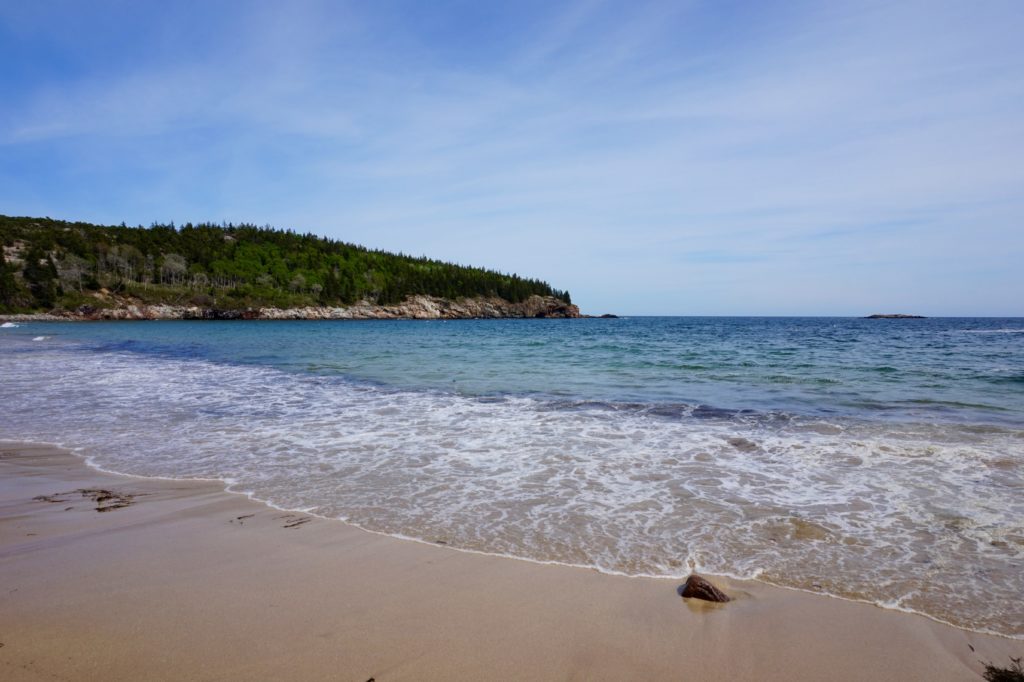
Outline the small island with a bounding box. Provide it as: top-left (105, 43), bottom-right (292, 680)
top-left (864, 314), bottom-right (926, 319)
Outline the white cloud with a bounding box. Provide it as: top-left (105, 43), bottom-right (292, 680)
top-left (1, 0), bottom-right (1022, 314)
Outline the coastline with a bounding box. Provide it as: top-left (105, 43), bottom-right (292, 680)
top-left (0, 294), bottom-right (581, 322)
top-left (2, 441), bottom-right (1018, 681)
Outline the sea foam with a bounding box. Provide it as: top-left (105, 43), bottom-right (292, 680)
top-left (1, 338), bottom-right (1022, 637)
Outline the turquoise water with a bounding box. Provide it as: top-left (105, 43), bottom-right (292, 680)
top-left (9, 316), bottom-right (1024, 422)
top-left (2, 317), bottom-right (1023, 636)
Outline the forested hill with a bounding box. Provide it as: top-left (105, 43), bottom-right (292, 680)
top-left (0, 215), bottom-right (571, 314)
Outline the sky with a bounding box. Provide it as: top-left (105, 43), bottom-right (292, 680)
top-left (1, 1), bottom-right (1022, 316)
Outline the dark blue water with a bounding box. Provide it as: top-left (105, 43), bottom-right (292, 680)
top-left (2, 317), bottom-right (1023, 636)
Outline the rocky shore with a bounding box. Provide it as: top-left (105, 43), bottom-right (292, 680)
top-left (1, 294), bottom-right (580, 321)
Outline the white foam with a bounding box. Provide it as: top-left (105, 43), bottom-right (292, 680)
top-left (1, 344), bottom-right (1022, 637)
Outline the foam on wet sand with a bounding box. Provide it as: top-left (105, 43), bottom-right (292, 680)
top-left (1, 442), bottom-right (1019, 681)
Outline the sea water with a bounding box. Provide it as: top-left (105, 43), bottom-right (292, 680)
top-left (1, 317), bottom-right (1022, 636)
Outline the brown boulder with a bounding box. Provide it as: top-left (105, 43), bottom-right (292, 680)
top-left (680, 574), bottom-right (731, 602)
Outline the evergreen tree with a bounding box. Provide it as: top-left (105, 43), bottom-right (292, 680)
top-left (0, 249), bottom-right (20, 310)
top-left (22, 247), bottom-right (59, 309)
top-left (320, 270), bottom-right (342, 305)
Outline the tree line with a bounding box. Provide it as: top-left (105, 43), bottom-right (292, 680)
top-left (0, 215), bottom-right (571, 313)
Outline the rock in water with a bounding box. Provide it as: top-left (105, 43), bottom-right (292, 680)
top-left (680, 575), bottom-right (731, 602)
top-left (864, 313), bottom-right (926, 319)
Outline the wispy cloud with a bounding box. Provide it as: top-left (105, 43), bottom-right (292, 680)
top-left (1, 0), bottom-right (1021, 314)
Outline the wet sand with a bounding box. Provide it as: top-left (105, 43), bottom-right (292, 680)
top-left (0, 441), bottom-right (1018, 681)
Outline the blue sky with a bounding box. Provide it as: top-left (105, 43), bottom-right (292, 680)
top-left (1, 1), bottom-right (1022, 315)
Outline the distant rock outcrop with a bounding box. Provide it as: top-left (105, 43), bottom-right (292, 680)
top-left (865, 314), bottom-right (926, 319)
top-left (8, 294), bottom-right (581, 321)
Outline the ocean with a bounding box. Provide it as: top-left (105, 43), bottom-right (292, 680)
top-left (2, 317), bottom-right (1022, 637)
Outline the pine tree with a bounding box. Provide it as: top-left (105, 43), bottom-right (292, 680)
top-left (0, 248), bottom-right (20, 310)
top-left (22, 247), bottom-right (59, 309)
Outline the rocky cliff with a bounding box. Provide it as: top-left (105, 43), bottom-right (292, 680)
top-left (9, 294), bottom-right (581, 321)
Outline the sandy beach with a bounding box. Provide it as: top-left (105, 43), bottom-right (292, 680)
top-left (0, 441), bottom-right (1018, 681)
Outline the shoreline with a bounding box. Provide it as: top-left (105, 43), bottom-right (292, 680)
top-left (0, 294), bottom-right (582, 322)
top-left (2, 441), bottom-right (1020, 680)
top-left (59, 440), bottom-right (1024, 641)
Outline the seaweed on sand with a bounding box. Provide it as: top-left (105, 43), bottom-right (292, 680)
top-left (983, 656), bottom-right (1024, 682)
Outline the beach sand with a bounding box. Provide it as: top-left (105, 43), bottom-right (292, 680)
top-left (1, 441), bottom-right (1018, 681)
